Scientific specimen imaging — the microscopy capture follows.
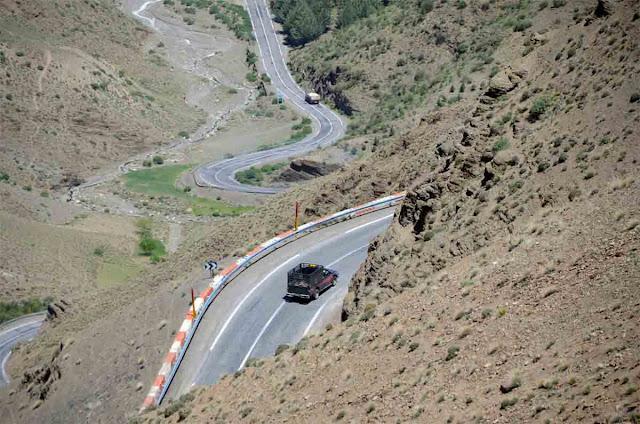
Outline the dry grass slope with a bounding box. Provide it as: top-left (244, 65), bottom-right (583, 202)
top-left (0, 0), bottom-right (204, 190)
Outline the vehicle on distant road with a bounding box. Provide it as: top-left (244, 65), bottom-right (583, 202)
top-left (304, 92), bottom-right (321, 105)
top-left (286, 263), bottom-right (337, 300)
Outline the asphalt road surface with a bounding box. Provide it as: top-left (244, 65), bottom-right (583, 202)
top-left (194, 0), bottom-right (346, 194)
top-left (164, 209), bottom-right (395, 401)
top-left (0, 314), bottom-right (46, 388)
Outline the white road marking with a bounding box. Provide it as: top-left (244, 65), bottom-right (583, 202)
top-left (235, 229), bottom-right (385, 370)
top-left (302, 244), bottom-right (370, 337)
top-left (237, 301), bottom-right (285, 370)
top-left (1, 351), bottom-right (10, 383)
top-left (345, 213), bottom-right (394, 234)
top-left (208, 254), bottom-right (300, 352)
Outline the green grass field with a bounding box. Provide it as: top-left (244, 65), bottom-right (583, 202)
top-left (96, 257), bottom-right (144, 288)
top-left (124, 165), bottom-right (253, 216)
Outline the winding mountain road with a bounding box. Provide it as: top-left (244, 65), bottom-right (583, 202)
top-left (163, 209), bottom-right (394, 402)
top-left (0, 314), bottom-right (46, 388)
top-left (194, 0), bottom-right (346, 194)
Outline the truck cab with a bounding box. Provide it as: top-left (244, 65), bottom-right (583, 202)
top-left (304, 92), bottom-right (321, 105)
top-left (287, 263), bottom-right (337, 301)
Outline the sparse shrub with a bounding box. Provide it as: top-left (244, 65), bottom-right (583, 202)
top-left (500, 397), bottom-right (518, 409)
top-left (360, 303), bottom-right (376, 321)
top-left (514, 19), bottom-right (532, 32)
top-left (142, 160), bottom-right (152, 167)
top-left (412, 407), bottom-right (424, 418)
top-left (418, 0), bottom-right (434, 14)
top-left (409, 342), bottom-right (420, 352)
top-left (178, 131), bottom-right (189, 139)
top-left (492, 137), bottom-right (510, 152)
top-left (482, 308), bottom-right (493, 319)
top-left (529, 96), bottom-right (552, 121)
top-left (624, 385), bottom-right (638, 396)
top-left (630, 93), bottom-right (640, 103)
top-left (246, 71), bottom-right (258, 83)
top-left (538, 378), bottom-right (558, 389)
top-left (551, 0), bottom-right (566, 7)
top-left (568, 187), bottom-right (581, 201)
top-left (446, 346), bottom-right (460, 361)
top-left (459, 327), bottom-right (472, 339)
top-left (537, 161), bottom-right (550, 172)
top-left (497, 306), bottom-right (507, 317)
top-left (336, 410), bottom-right (345, 420)
top-left (239, 406), bottom-right (253, 418)
top-left (456, 0), bottom-right (467, 9)
top-left (93, 246), bottom-right (105, 256)
top-left (152, 155), bottom-right (164, 165)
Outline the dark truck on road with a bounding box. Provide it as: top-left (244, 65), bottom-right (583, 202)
top-left (286, 263), bottom-right (338, 301)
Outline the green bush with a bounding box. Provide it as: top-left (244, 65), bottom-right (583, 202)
top-left (418, 0), bottom-right (434, 14)
top-left (529, 96), bottom-right (551, 121)
top-left (246, 72), bottom-right (257, 83)
top-left (513, 19), bottom-right (532, 32)
top-left (136, 219), bottom-right (166, 262)
top-left (492, 137), bottom-right (510, 152)
top-left (152, 155), bottom-right (164, 165)
top-left (446, 346), bottom-right (460, 361)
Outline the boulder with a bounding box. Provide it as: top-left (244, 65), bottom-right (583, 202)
top-left (485, 67), bottom-right (523, 98)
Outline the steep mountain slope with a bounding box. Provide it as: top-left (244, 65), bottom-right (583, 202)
top-left (138, 0), bottom-right (640, 422)
top-left (0, 0), bottom-right (203, 190)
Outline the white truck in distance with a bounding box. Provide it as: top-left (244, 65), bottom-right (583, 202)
top-left (305, 92), bottom-right (321, 104)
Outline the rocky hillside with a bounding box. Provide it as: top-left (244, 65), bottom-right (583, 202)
top-left (0, 0), bottom-right (203, 190)
top-left (139, 0), bottom-right (640, 422)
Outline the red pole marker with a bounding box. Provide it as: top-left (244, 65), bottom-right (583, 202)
top-left (191, 288), bottom-right (196, 318)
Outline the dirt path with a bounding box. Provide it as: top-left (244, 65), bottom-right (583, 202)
top-left (167, 223), bottom-right (182, 253)
top-left (32, 49), bottom-right (51, 112)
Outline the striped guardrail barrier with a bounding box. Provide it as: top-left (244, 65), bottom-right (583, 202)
top-left (141, 192), bottom-right (406, 410)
